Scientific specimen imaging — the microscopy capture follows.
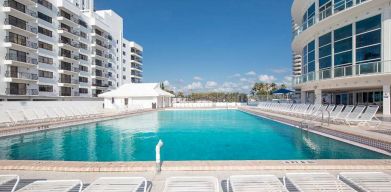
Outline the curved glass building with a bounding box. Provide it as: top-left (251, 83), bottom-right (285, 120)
top-left (291, 0), bottom-right (391, 115)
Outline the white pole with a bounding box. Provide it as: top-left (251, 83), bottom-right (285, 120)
top-left (155, 139), bottom-right (164, 172)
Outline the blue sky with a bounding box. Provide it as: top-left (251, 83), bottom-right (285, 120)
top-left (95, 0), bottom-right (293, 93)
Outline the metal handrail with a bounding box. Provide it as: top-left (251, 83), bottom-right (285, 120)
top-left (155, 140), bottom-right (164, 172)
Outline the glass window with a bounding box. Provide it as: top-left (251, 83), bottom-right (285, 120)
top-left (319, 44), bottom-right (331, 58)
top-left (334, 24), bottom-right (352, 41)
top-left (356, 15), bottom-right (381, 35)
top-left (334, 38), bottom-right (352, 53)
top-left (356, 44), bottom-right (381, 62)
top-left (356, 30), bottom-right (381, 48)
top-left (334, 51), bottom-right (352, 66)
top-left (319, 33), bottom-right (331, 47)
top-left (319, 56), bottom-right (331, 69)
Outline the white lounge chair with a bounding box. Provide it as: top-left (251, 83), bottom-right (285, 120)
top-left (0, 111), bottom-right (14, 127)
top-left (338, 172), bottom-right (391, 192)
top-left (0, 175), bottom-right (19, 192)
top-left (331, 105), bottom-right (354, 122)
top-left (7, 109), bottom-right (27, 126)
top-left (227, 175), bottom-right (288, 192)
top-left (83, 177), bottom-right (147, 192)
top-left (163, 176), bottom-right (219, 192)
top-left (337, 105), bottom-right (366, 125)
top-left (17, 180), bottom-right (83, 192)
top-left (284, 172), bottom-right (355, 191)
top-left (345, 105), bottom-right (382, 128)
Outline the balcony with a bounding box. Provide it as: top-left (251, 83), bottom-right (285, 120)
top-left (59, 52), bottom-right (79, 62)
top-left (4, 36), bottom-right (38, 51)
top-left (5, 88), bottom-right (38, 96)
top-left (293, 60), bottom-right (391, 86)
top-left (58, 39), bottom-right (79, 51)
top-left (4, 18), bottom-right (37, 36)
top-left (131, 64), bottom-right (143, 71)
top-left (59, 64), bottom-right (80, 75)
top-left (58, 78), bottom-right (78, 86)
top-left (5, 53), bottom-right (38, 67)
top-left (4, 71), bottom-right (38, 82)
top-left (3, 1), bottom-right (37, 21)
top-left (293, 0), bottom-right (369, 40)
top-left (131, 72), bottom-right (143, 78)
top-left (57, 12), bottom-right (79, 27)
top-left (58, 27), bottom-right (79, 39)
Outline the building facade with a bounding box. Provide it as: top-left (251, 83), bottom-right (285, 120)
top-left (0, 0), bottom-right (143, 100)
top-left (291, 0), bottom-right (391, 115)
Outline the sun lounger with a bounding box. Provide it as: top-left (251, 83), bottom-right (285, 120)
top-left (338, 172), bottom-right (391, 192)
top-left (284, 172), bottom-right (355, 191)
top-left (227, 175), bottom-right (288, 192)
top-left (163, 176), bottom-right (219, 192)
top-left (0, 175), bottom-right (19, 192)
top-left (17, 180), bottom-right (83, 192)
top-left (83, 177), bottom-right (147, 192)
top-left (336, 105), bottom-right (366, 125)
top-left (345, 105), bottom-right (382, 128)
top-left (0, 111), bottom-right (14, 127)
top-left (331, 105), bottom-right (354, 122)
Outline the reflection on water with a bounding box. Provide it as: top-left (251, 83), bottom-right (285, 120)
top-left (0, 110), bottom-right (388, 161)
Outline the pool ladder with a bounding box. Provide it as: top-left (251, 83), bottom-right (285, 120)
top-left (299, 109), bottom-right (331, 131)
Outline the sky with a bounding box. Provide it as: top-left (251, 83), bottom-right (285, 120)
top-left (94, 0), bottom-right (293, 93)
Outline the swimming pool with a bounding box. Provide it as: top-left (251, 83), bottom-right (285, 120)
top-left (0, 110), bottom-right (388, 161)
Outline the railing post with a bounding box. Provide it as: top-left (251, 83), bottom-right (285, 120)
top-left (155, 139), bottom-right (164, 172)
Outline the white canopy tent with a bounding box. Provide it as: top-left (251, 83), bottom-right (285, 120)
top-left (98, 83), bottom-right (175, 109)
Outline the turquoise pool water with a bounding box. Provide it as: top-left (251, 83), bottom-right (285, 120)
top-left (0, 110), bottom-right (388, 161)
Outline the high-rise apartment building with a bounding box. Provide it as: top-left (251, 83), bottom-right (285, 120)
top-left (0, 0), bottom-right (143, 100)
top-left (291, 0), bottom-right (391, 115)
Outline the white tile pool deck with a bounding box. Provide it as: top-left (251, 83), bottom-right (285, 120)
top-left (0, 106), bottom-right (390, 191)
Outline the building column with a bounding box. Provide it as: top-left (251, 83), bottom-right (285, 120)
top-left (315, 89), bottom-right (322, 104)
top-left (300, 91), bottom-right (306, 103)
top-left (383, 85), bottom-right (391, 116)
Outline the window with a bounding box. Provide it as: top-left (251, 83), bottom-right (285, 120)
top-left (79, 20), bottom-right (87, 28)
top-left (319, 0), bottom-right (332, 20)
top-left (39, 41), bottom-right (53, 51)
top-left (79, 88), bottom-right (88, 94)
top-left (318, 32), bottom-right (332, 69)
top-left (80, 31), bottom-right (87, 39)
top-left (79, 54), bottom-right (88, 61)
top-left (302, 3), bottom-right (315, 30)
top-left (38, 26), bottom-right (52, 37)
top-left (37, 0), bottom-right (53, 10)
top-left (8, 49), bottom-right (26, 62)
top-left (355, 15), bottom-right (381, 64)
top-left (38, 70), bottom-right (53, 78)
top-left (38, 12), bottom-right (52, 23)
top-left (112, 98), bottom-right (114, 104)
top-left (334, 0), bottom-right (353, 13)
top-left (123, 67), bottom-right (126, 71)
top-left (123, 75), bottom-right (126, 80)
top-left (79, 43), bottom-right (87, 50)
top-left (79, 65), bottom-right (88, 72)
top-left (38, 56), bottom-right (53, 64)
top-left (8, 32), bottom-right (27, 46)
top-left (39, 85), bottom-right (53, 92)
top-left (334, 24), bottom-right (352, 66)
top-left (7, 15), bottom-right (26, 29)
top-left (79, 76), bottom-right (88, 83)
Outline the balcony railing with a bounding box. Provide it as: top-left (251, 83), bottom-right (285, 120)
top-left (59, 39), bottom-right (79, 48)
top-left (5, 36), bottom-right (38, 49)
top-left (58, 27), bottom-right (80, 37)
top-left (58, 12), bottom-right (79, 24)
top-left (5, 88), bottom-right (38, 95)
top-left (3, 1), bottom-right (38, 18)
top-left (58, 78), bottom-right (78, 84)
top-left (5, 71), bottom-right (38, 80)
top-left (60, 65), bottom-right (80, 73)
top-left (131, 64), bottom-right (143, 70)
top-left (293, 0), bottom-right (368, 39)
top-left (92, 83), bottom-right (109, 87)
top-left (6, 53), bottom-right (38, 64)
top-left (4, 18), bottom-right (37, 34)
top-left (293, 60), bottom-right (390, 85)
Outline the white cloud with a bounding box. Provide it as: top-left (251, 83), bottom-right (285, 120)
top-left (281, 76), bottom-right (292, 86)
top-left (272, 68), bottom-right (289, 74)
top-left (246, 71), bottom-right (257, 76)
top-left (205, 81), bottom-right (218, 89)
top-left (163, 80), bottom-right (170, 86)
top-left (232, 73), bottom-right (241, 77)
top-left (193, 76), bottom-right (203, 81)
top-left (258, 74), bottom-right (276, 83)
top-left (240, 78), bottom-right (248, 82)
top-left (185, 82), bottom-right (203, 90)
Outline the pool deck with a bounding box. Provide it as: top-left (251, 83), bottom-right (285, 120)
top-left (239, 106), bottom-right (391, 155)
top-left (0, 106), bottom-right (390, 191)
